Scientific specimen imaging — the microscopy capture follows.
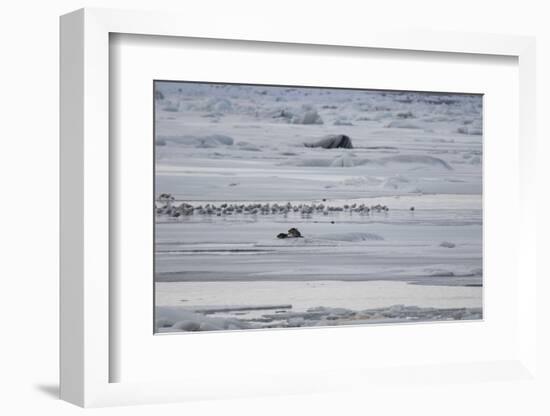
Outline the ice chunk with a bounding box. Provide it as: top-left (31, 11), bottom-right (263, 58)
top-left (330, 154), bottom-right (355, 167)
top-left (156, 306), bottom-right (253, 332)
top-left (439, 241), bottom-right (456, 248)
top-left (205, 97), bottom-right (232, 113)
top-left (292, 109), bottom-right (323, 125)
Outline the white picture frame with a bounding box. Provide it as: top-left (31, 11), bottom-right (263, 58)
top-left (60, 7), bottom-right (538, 408)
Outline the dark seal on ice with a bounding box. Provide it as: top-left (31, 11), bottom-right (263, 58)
top-left (287, 228), bottom-right (303, 238)
top-left (276, 228), bottom-right (303, 239)
top-left (304, 134), bottom-right (353, 149)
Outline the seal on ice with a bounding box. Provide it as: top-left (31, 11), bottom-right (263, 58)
top-left (304, 134), bottom-right (353, 149)
top-left (277, 227), bottom-right (303, 239)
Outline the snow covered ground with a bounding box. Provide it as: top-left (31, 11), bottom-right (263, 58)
top-left (154, 82), bottom-right (483, 333)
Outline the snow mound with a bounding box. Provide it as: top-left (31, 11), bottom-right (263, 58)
top-left (305, 134), bottom-right (353, 149)
top-left (285, 158), bottom-right (333, 167)
top-left (330, 154), bottom-right (355, 167)
top-left (293, 109), bottom-right (323, 125)
top-left (285, 153), bottom-right (451, 170)
top-left (378, 155), bottom-right (452, 170)
top-left (341, 176), bottom-right (383, 187)
top-left (333, 117), bottom-right (353, 126)
top-left (236, 141), bottom-right (261, 151)
top-left (157, 134), bottom-right (234, 148)
top-left (382, 175), bottom-right (412, 190)
top-left (205, 97), bottom-right (232, 113)
top-left (385, 120), bottom-right (423, 129)
top-left (270, 106), bottom-right (323, 124)
top-left (439, 241), bottom-right (456, 248)
top-left (283, 153), bottom-right (355, 168)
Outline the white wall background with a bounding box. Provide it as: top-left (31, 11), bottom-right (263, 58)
top-left (0, 1), bottom-right (548, 415)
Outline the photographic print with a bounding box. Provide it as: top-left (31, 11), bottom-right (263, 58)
top-left (154, 81), bottom-right (483, 333)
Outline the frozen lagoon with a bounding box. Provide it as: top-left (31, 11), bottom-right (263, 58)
top-left (153, 83), bottom-right (483, 332)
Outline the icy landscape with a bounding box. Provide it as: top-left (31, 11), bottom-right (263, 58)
top-left (154, 81), bottom-right (483, 333)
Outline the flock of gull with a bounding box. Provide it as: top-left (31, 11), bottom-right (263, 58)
top-left (156, 194), bottom-right (402, 218)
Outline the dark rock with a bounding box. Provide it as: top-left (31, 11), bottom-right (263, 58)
top-left (277, 233), bottom-right (288, 239)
